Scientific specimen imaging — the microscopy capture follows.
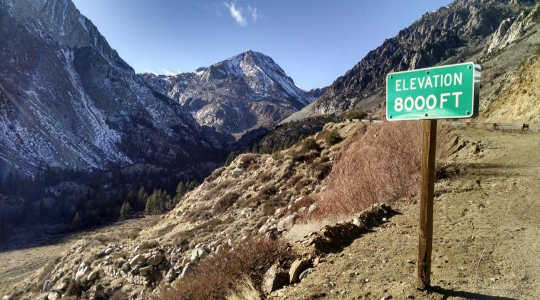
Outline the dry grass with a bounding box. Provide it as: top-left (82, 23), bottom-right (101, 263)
top-left (226, 276), bottom-right (261, 300)
top-left (312, 122), bottom-right (424, 218)
top-left (157, 238), bottom-right (293, 300)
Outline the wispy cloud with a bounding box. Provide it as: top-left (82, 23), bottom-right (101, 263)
top-left (247, 5), bottom-right (259, 22)
top-left (224, 1), bottom-right (247, 26)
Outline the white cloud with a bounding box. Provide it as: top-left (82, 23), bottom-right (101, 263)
top-left (224, 1), bottom-right (247, 26)
top-left (248, 5), bottom-right (259, 22)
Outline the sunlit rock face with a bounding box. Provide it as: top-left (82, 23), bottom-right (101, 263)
top-left (284, 0), bottom-right (537, 122)
top-left (0, 0), bottom-right (230, 176)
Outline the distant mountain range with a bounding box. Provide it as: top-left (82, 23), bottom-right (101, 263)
top-left (0, 0), bottom-right (311, 177)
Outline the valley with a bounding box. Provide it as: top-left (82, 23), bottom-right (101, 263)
top-left (0, 0), bottom-right (539, 299)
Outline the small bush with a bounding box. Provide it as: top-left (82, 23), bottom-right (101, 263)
top-left (258, 185), bottom-right (278, 198)
top-left (226, 276), bottom-right (261, 300)
top-left (343, 110), bottom-right (367, 120)
top-left (322, 129), bottom-right (343, 146)
top-left (214, 192), bottom-right (240, 213)
top-left (301, 138), bottom-right (320, 152)
top-left (157, 238), bottom-right (293, 300)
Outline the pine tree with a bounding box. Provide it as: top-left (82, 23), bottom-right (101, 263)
top-left (119, 201), bottom-right (133, 220)
top-left (145, 189), bottom-right (171, 215)
top-left (71, 212), bottom-right (82, 230)
top-left (137, 187), bottom-right (148, 211)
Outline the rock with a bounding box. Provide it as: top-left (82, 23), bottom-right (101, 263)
top-left (215, 245), bottom-right (223, 254)
top-left (87, 270), bottom-right (100, 282)
top-left (139, 266), bottom-right (154, 276)
top-left (180, 262), bottom-right (193, 279)
top-left (43, 280), bottom-right (53, 292)
top-left (277, 214), bottom-right (298, 232)
top-left (146, 253), bottom-right (164, 266)
top-left (190, 248), bottom-right (206, 262)
top-left (231, 168), bottom-right (244, 177)
top-left (165, 269), bottom-right (178, 283)
top-left (53, 278), bottom-right (70, 292)
top-left (121, 262), bottom-right (131, 273)
top-left (75, 262), bottom-right (89, 281)
top-left (88, 284), bottom-right (106, 300)
top-left (133, 240), bottom-right (159, 253)
top-left (129, 254), bottom-right (146, 268)
top-left (262, 263), bottom-right (289, 294)
top-left (307, 204), bottom-right (317, 215)
top-left (289, 258), bottom-right (312, 284)
top-left (299, 268), bottom-right (313, 281)
top-left (47, 291), bottom-right (60, 300)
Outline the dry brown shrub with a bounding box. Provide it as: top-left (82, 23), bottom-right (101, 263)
top-left (157, 238), bottom-right (293, 300)
top-left (313, 121), bottom-right (424, 218)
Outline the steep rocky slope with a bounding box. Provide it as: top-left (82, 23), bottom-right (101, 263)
top-left (284, 0), bottom-right (540, 122)
top-left (142, 51), bottom-right (313, 137)
top-left (0, 0), bottom-right (229, 177)
top-left (0, 120), bottom-right (369, 299)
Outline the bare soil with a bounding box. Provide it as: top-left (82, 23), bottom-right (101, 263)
top-left (271, 127), bottom-right (540, 299)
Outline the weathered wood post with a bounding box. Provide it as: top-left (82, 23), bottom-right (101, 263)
top-left (417, 119), bottom-right (437, 289)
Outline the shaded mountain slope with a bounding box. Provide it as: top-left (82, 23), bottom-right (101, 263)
top-left (0, 0), bottom-right (229, 177)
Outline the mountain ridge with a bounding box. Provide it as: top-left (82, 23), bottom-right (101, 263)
top-left (142, 50), bottom-right (314, 136)
top-left (284, 0), bottom-right (539, 122)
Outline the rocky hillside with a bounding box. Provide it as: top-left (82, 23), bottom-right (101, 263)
top-left (284, 0), bottom-right (540, 122)
top-left (0, 0), bottom-right (230, 177)
top-left (0, 119), bottom-right (371, 299)
top-left (142, 51), bottom-right (314, 137)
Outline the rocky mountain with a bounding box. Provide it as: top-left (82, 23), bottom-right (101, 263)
top-left (284, 0), bottom-right (540, 122)
top-left (0, 0), bottom-right (230, 178)
top-left (142, 51), bottom-right (314, 137)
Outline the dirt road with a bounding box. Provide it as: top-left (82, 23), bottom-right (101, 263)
top-left (273, 127), bottom-right (540, 299)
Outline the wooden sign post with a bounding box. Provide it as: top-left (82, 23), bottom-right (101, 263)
top-left (386, 62), bottom-right (480, 289)
top-left (417, 119), bottom-right (437, 289)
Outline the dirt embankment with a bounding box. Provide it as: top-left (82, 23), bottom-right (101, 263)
top-left (272, 127), bottom-right (540, 299)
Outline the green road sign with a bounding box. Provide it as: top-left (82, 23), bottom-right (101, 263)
top-left (386, 62), bottom-right (480, 121)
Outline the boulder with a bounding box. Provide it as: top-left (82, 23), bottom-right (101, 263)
top-left (75, 262), bottom-right (89, 281)
top-left (180, 262), bottom-right (193, 279)
top-left (289, 258), bottom-right (312, 284)
top-left (129, 254), bottom-right (146, 268)
top-left (277, 214), bottom-right (298, 232)
top-left (190, 248), bottom-right (206, 262)
top-left (53, 278), bottom-right (70, 292)
top-left (133, 240), bottom-right (159, 253)
top-left (262, 263), bottom-right (289, 294)
top-left (165, 268), bottom-right (178, 283)
top-left (139, 266), bottom-right (154, 276)
top-left (146, 253), bottom-right (164, 266)
top-left (47, 292), bottom-right (60, 300)
top-left (87, 270), bottom-right (99, 282)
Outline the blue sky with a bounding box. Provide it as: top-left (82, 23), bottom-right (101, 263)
top-left (73, 0), bottom-right (452, 90)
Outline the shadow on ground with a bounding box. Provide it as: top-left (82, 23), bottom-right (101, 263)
top-left (430, 286), bottom-right (516, 300)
